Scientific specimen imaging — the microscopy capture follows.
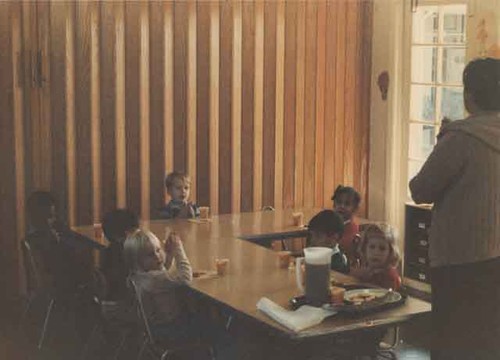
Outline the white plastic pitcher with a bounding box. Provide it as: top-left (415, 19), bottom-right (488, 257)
top-left (296, 247), bottom-right (333, 305)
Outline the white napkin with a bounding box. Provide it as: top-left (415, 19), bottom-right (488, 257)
top-left (256, 297), bottom-right (336, 332)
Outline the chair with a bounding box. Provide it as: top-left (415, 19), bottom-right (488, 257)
top-left (18, 240), bottom-right (56, 351)
top-left (128, 278), bottom-right (215, 360)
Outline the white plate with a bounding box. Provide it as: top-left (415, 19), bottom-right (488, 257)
top-left (344, 288), bottom-right (400, 304)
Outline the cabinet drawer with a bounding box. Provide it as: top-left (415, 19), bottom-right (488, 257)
top-left (406, 206), bottom-right (432, 233)
top-left (405, 263), bottom-right (431, 284)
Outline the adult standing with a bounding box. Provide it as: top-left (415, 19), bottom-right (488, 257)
top-left (410, 58), bottom-right (500, 359)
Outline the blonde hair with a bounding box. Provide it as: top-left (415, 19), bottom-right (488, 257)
top-left (165, 171), bottom-right (191, 190)
top-left (123, 229), bottom-right (158, 273)
top-left (359, 223), bottom-right (400, 267)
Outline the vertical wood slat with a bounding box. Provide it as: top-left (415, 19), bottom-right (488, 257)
top-left (231, 1), bottom-right (242, 213)
top-left (344, 0), bottom-right (358, 187)
top-left (140, 2), bottom-right (150, 220)
top-left (149, 1), bottom-right (164, 217)
top-left (253, 1), bottom-right (264, 211)
top-left (196, 1), bottom-right (210, 207)
top-left (334, 0), bottom-right (347, 191)
top-left (163, 2), bottom-right (174, 204)
top-left (90, 3), bottom-right (101, 222)
top-left (262, 1), bottom-right (276, 209)
top-left (303, 1), bottom-right (317, 208)
top-left (115, 1), bottom-right (126, 208)
top-left (314, 1), bottom-right (326, 208)
top-left (219, 0), bottom-right (232, 214)
top-left (65, 2), bottom-right (76, 226)
top-left (294, 1), bottom-right (306, 208)
top-left (283, 1), bottom-right (297, 209)
top-left (187, 1), bottom-right (197, 200)
top-left (323, 1), bottom-right (338, 207)
top-left (100, 1), bottom-right (116, 215)
top-left (37, 2), bottom-right (52, 190)
top-left (274, 1), bottom-right (285, 210)
top-left (209, 1), bottom-right (220, 214)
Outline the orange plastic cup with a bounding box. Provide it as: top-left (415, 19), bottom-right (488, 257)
top-left (94, 223), bottom-right (103, 241)
top-left (277, 251), bottom-right (291, 269)
top-left (199, 206), bottom-right (210, 220)
top-left (292, 212), bottom-right (304, 227)
top-left (330, 286), bottom-right (346, 305)
top-left (215, 258), bottom-right (230, 276)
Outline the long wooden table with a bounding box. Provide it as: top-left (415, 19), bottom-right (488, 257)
top-left (75, 209), bottom-right (431, 341)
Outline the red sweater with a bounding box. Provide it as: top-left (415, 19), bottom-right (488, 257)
top-left (370, 267), bottom-right (401, 290)
top-left (339, 219), bottom-right (359, 261)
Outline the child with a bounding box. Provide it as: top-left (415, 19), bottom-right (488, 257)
top-left (124, 229), bottom-right (195, 340)
top-left (159, 171), bottom-right (200, 219)
top-left (331, 185), bottom-right (361, 263)
top-left (307, 210), bottom-right (349, 274)
top-left (100, 208), bottom-right (139, 301)
top-left (350, 223), bottom-right (401, 290)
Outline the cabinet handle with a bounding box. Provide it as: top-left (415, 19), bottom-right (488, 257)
top-left (418, 257), bottom-right (426, 264)
top-left (419, 240), bottom-right (428, 246)
top-left (418, 222), bottom-right (426, 229)
top-left (418, 273), bottom-right (426, 281)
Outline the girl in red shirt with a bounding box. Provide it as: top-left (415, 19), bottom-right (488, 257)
top-left (350, 223), bottom-right (401, 290)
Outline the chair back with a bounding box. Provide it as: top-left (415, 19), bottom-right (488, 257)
top-left (128, 277), bottom-right (155, 345)
top-left (21, 240), bottom-right (43, 293)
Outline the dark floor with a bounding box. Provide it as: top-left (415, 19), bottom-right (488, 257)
top-left (0, 295), bottom-right (431, 360)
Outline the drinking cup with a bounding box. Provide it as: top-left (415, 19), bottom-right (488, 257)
top-left (277, 251), bottom-right (292, 269)
top-left (215, 258), bottom-right (229, 276)
top-left (330, 286), bottom-right (346, 305)
top-left (199, 206), bottom-right (210, 220)
top-left (94, 223), bottom-right (103, 241)
top-left (292, 212), bottom-right (304, 227)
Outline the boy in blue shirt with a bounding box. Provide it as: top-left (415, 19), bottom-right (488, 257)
top-left (159, 171), bottom-right (200, 219)
top-left (306, 210), bottom-right (349, 274)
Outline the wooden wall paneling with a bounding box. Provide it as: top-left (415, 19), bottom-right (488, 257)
top-left (343, 0), bottom-right (358, 188)
top-left (314, 1), bottom-right (326, 208)
top-left (100, 1), bottom-right (117, 216)
top-left (140, 2), bottom-right (150, 220)
top-left (163, 2), bottom-right (174, 204)
top-left (240, 1), bottom-right (254, 212)
top-left (74, 1), bottom-right (92, 225)
top-left (262, 1), bottom-right (276, 209)
top-left (22, 1), bottom-right (37, 192)
top-left (359, 1), bottom-right (373, 217)
top-left (115, 1), bottom-right (126, 209)
top-left (209, 1), bottom-right (220, 214)
top-left (187, 1), bottom-right (197, 201)
top-left (125, 1), bottom-right (141, 216)
top-left (65, 1), bottom-right (77, 226)
top-left (334, 0), bottom-right (347, 191)
top-left (353, 0), bottom-right (363, 204)
top-left (90, 2), bottom-right (101, 222)
top-left (303, 1), bottom-right (317, 208)
top-left (173, 1), bottom-right (187, 174)
top-left (274, 0), bottom-right (285, 210)
top-left (294, 1), bottom-right (306, 208)
top-left (283, 1), bottom-right (297, 209)
top-left (149, 1), bottom-right (165, 218)
top-left (231, 1), bottom-right (242, 213)
top-left (323, 0), bottom-right (338, 207)
top-left (49, 1), bottom-right (69, 220)
top-left (253, 0), bottom-right (264, 211)
top-left (196, 1), bottom-right (210, 207)
top-left (37, 1), bottom-right (52, 190)
top-left (0, 1), bottom-right (18, 294)
top-left (219, 0), bottom-right (232, 215)
top-left (11, 1), bottom-right (25, 292)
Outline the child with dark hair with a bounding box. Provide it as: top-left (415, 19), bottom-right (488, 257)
top-left (307, 210), bottom-right (349, 274)
top-left (159, 171), bottom-right (200, 219)
top-left (100, 208), bottom-right (139, 300)
top-left (25, 191), bottom-right (100, 296)
top-left (331, 185), bottom-right (361, 264)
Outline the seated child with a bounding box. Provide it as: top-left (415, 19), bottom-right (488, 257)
top-left (100, 208), bottom-right (139, 301)
top-left (307, 210), bottom-right (349, 274)
top-left (124, 229), bottom-right (195, 341)
top-left (350, 223), bottom-right (401, 290)
top-left (332, 185), bottom-right (361, 264)
top-left (159, 171), bottom-right (200, 219)
top-left (25, 191), bottom-right (97, 296)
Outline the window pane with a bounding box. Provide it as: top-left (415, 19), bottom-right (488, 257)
top-left (409, 124), bottom-right (436, 160)
top-left (413, 6), bottom-right (438, 44)
top-left (408, 159), bottom-right (425, 184)
top-left (442, 6), bottom-right (466, 44)
top-left (441, 87), bottom-right (465, 120)
top-left (412, 47), bottom-right (438, 83)
top-left (410, 85), bottom-right (436, 122)
top-left (441, 47), bottom-right (466, 84)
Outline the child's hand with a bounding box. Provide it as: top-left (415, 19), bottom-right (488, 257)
top-left (178, 202), bottom-right (195, 218)
top-left (165, 231), bottom-right (182, 252)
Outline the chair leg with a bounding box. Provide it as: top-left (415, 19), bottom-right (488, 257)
top-left (137, 339), bottom-right (148, 360)
top-left (38, 298), bottom-right (55, 350)
top-left (208, 346), bottom-right (216, 360)
top-left (160, 350), bottom-right (170, 360)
